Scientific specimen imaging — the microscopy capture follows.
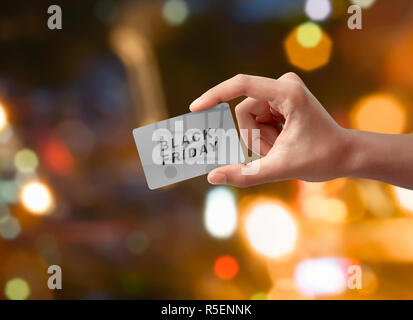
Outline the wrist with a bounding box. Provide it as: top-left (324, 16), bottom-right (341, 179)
top-left (338, 128), bottom-right (367, 179)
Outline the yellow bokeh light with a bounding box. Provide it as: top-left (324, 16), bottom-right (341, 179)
top-left (351, 93), bottom-right (407, 134)
top-left (383, 30), bottom-right (413, 90)
top-left (250, 292), bottom-right (268, 300)
top-left (14, 149), bottom-right (39, 173)
top-left (297, 22), bottom-right (322, 48)
top-left (357, 180), bottom-right (395, 218)
top-left (0, 103), bottom-right (7, 132)
top-left (302, 195), bottom-right (348, 223)
top-left (284, 23), bottom-right (332, 71)
top-left (4, 277), bottom-right (31, 300)
top-left (243, 199), bottom-right (297, 259)
top-left (20, 181), bottom-right (54, 215)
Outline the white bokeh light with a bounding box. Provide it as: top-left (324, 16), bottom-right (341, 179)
top-left (350, 0), bottom-right (376, 9)
top-left (0, 104), bottom-right (7, 132)
top-left (245, 201), bottom-right (297, 258)
top-left (162, 0), bottom-right (189, 26)
top-left (305, 0), bottom-right (332, 21)
top-left (204, 187), bottom-right (237, 239)
top-left (393, 186), bottom-right (413, 213)
top-left (20, 181), bottom-right (54, 215)
top-left (295, 257), bottom-right (347, 297)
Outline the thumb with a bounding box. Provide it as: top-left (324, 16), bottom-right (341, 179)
top-left (207, 158), bottom-right (275, 187)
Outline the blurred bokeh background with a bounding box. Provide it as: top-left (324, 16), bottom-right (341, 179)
top-left (1, 0), bottom-right (413, 300)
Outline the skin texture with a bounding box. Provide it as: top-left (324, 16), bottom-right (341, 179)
top-left (189, 73), bottom-right (413, 190)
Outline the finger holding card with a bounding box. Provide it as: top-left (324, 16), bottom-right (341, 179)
top-left (132, 103), bottom-right (245, 190)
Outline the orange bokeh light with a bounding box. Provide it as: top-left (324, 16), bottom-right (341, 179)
top-left (350, 93), bottom-right (407, 134)
top-left (382, 30), bottom-right (413, 89)
top-left (284, 25), bottom-right (332, 71)
top-left (214, 255), bottom-right (239, 280)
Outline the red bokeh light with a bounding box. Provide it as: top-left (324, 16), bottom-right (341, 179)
top-left (213, 255), bottom-right (239, 280)
top-left (42, 137), bottom-right (74, 175)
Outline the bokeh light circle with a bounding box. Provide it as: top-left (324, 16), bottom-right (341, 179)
top-left (0, 104), bottom-right (7, 132)
top-left (350, 0), bottom-right (376, 9)
top-left (204, 187), bottom-right (237, 239)
top-left (297, 22), bottom-right (322, 48)
top-left (214, 255), bottom-right (239, 280)
top-left (162, 0), bottom-right (189, 26)
top-left (14, 149), bottom-right (39, 173)
top-left (250, 292), bottom-right (268, 300)
top-left (0, 216), bottom-right (21, 240)
top-left (244, 200), bottom-right (297, 258)
top-left (351, 93), bottom-right (406, 134)
top-left (284, 23), bottom-right (332, 71)
top-left (20, 181), bottom-right (54, 215)
top-left (393, 186), bottom-right (413, 214)
top-left (305, 0), bottom-right (332, 22)
top-left (302, 195), bottom-right (348, 223)
top-left (295, 258), bottom-right (347, 297)
top-left (4, 277), bottom-right (31, 300)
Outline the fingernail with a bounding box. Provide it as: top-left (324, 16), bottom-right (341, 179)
top-left (189, 97), bottom-right (203, 111)
top-left (208, 172), bottom-right (227, 185)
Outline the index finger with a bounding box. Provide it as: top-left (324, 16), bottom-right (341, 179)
top-left (189, 74), bottom-right (289, 112)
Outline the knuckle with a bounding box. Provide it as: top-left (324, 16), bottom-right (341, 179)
top-left (287, 82), bottom-right (304, 101)
top-left (284, 72), bottom-right (301, 81)
top-left (234, 103), bottom-right (243, 115)
top-left (234, 73), bottom-right (245, 80)
top-left (289, 81), bottom-right (303, 92)
top-left (280, 72), bottom-right (304, 86)
top-left (234, 73), bottom-right (249, 86)
top-left (232, 74), bottom-right (250, 96)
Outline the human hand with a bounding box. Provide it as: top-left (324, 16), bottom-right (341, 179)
top-left (189, 73), bottom-right (352, 187)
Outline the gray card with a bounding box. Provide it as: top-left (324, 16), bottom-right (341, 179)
top-left (132, 103), bottom-right (245, 190)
